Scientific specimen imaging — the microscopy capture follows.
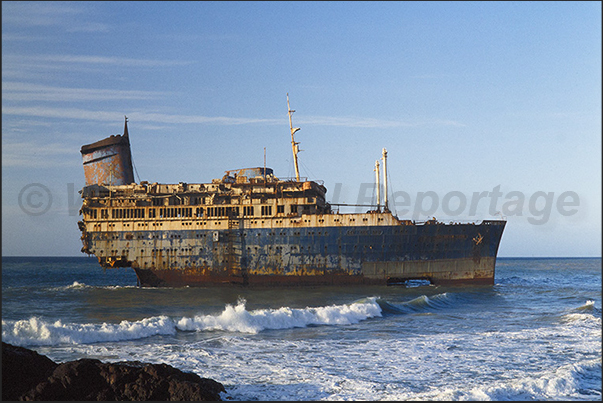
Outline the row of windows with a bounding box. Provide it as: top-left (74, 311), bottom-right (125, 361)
top-left (207, 206), bottom-right (239, 217)
top-left (160, 207), bottom-right (194, 218)
top-left (111, 208), bottom-right (145, 219)
top-left (149, 196), bottom-right (315, 207)
top-left (87, 205), bottom-right (292, 220)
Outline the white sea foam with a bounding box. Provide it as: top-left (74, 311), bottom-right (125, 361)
top-left (47, 282), bottom-right (138, 292)
top-left (2, 297), bottom-right (382, 346)
top-left (47, 281), bottom-right (90, 291)
top-left (560, 300), bottom-right (602, 325)
top-left (1, 316), bottom-right (177, 346)
top-left (176, 297), bottom-right (382, 334)
top-left (432, 359), bottom-right (603, 401)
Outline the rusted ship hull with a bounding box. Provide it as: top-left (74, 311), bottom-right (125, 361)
top-left (82, 217), bottom-right (505, 287)
top-left (78, 114), bottom-right (506, 288)
top-left (131, 257), bottom-right (498, 287)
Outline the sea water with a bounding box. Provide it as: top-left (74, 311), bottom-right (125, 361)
top-left (2, 256), bottom-right (601, 401)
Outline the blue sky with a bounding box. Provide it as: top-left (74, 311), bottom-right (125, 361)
top-left (2, 1), bottom-right (601, 257)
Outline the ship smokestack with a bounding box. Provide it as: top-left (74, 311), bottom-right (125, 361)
top-left (80, 116), bottom-right (135, 186)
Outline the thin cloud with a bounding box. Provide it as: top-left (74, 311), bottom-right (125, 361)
top-left (2, 1), bottom-right (110, 32)
top-left (2, 106), bottom-right (465, 129)
top-left (3, 54), bottom-right (193, 68)
top-left (301, 115), bottom-right (417, 129)
top-left (300, 116), bottom-right (465, 128)
top-left (2, 82), bottom-right (170, 102)
top-left (2, 2), bottom-right (83, 26)
top-left (1, 106), bottom-right (280, 126)
top-left (2, 140), bottom-right (76, 168)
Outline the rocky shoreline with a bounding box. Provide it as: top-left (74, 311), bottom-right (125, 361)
top-left (1, 342), bottom-right (225, 401)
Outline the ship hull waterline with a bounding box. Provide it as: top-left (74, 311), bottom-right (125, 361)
top-left (104, 256), bottom-right (498, 287)
top-left (86, 218), bottom-right (506, 288)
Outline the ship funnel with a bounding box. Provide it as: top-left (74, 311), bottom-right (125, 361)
top-left (80, 116), bottom-right (135, 186)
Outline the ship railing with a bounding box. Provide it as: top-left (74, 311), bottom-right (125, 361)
top-left (278, 176), bottom-right (309, 182)
top-left (278, 177), bottom-right (325, 187)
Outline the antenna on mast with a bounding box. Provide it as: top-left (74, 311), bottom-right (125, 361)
top-left (287, 93), bottom-right (301, 182)
top-left (382, 148), bottom-right (389, 212)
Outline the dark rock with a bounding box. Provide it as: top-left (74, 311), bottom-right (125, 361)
top-left (1, 342), bottom-right (58, 401)
top-left (2, 342), bottom-right (225, 401)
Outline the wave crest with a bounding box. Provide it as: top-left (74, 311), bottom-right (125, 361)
top-left (378, 293), bottom-right (452, 315)
top-left (177, 297), bottom-right (382, 334)
top-left (2, 297), bottom-right (383, 346)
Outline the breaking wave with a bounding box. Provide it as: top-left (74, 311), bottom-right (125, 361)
top-left (48, 281), bottom-right (90, 291)
top-left (48, 281), bottom-right (138, 292)
top-left (377, 292), bottom-right (453, 315)
top-left (2, 297), bottom-right (383, 346)
top-left (560, 300), bottom-right (602, 325)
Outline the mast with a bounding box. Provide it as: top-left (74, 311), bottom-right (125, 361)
top-left (375, 160), bottom-right (381, 212)
top-left (123, 115), bottom-right (129, 141)
top-left (287, 93), bottom-right (301, 182)
top-left (382, 147), bottom-right (389, 212)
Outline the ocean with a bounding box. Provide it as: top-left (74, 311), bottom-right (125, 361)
top-left (2, 256), bottom-right (601, 401)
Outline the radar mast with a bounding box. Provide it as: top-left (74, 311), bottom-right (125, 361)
top-left (287, 93), bottom-right (301, 182)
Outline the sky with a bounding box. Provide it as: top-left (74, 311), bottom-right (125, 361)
top-left (2, 1), bottom-right (601, 257)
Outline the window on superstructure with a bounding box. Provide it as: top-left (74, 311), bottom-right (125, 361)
top-left (277, 205), bottom-right (284, 214)
top-left (196, 207), bottom-right (204, 217)
top-left (261, 205), bottom-right (272, 216)
top-left (224, 206), bottom-right (238, 218)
